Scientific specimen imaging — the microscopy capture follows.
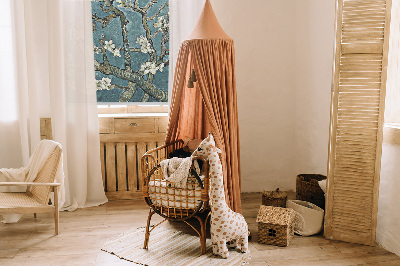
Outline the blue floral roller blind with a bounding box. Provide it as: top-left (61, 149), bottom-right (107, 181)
top-left (92, 0), bottom-right (169, 103)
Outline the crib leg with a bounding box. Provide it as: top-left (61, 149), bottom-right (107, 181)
top-left (144, 209), bottom-right (155, 249)
top-left (199, 218), bottom-right (206, 255)
top-left (194, 214), bottom-right (209, 255)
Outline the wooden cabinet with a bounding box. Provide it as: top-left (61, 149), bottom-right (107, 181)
top-left (98, 115), bottom-right (168, 200)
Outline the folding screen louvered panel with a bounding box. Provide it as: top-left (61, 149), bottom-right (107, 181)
top-left (325, 0), bottom-right (392, 245)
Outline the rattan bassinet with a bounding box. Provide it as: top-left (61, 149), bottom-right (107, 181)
top-left (141, 140), bottom-right (210, 254)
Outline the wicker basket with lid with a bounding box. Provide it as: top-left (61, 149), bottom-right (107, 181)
top-left (262, 188), bottom-right (287, 208)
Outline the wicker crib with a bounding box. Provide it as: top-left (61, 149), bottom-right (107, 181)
top-left (141, 140), bottom-right (210, 254)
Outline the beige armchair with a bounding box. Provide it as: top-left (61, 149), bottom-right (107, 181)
top-left (0, 145), bottom-right (62, 234)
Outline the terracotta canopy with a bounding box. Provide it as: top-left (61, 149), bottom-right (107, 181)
top-left (166, 0), bottom-right (242, 212)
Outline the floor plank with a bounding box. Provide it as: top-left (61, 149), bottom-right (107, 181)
top-left (0, 192), bottom-right (398, 265)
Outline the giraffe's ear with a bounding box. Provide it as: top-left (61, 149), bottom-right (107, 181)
top-left (211, 144), bottom-right (222, 154)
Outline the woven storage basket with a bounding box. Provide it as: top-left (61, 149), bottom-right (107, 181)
top-left (256, 205), bottom-right (296, 247)
top-left (296, 174), bottom-right (326, 210)
top-left (262, 188), bottom-right (287, 208)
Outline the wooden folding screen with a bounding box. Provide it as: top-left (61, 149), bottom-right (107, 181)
top-left (325, 0), bottom-right (392, 245)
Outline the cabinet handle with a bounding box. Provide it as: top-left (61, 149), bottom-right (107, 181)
top-left (129, 123), bottom-right (138, 127)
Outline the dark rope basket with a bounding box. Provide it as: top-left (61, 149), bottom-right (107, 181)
top-left (296, 174), bottom-right (326, 210)
top-left (262, 188), bottom-right (287, 208)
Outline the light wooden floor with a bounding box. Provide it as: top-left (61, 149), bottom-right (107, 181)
top-left (1, 193), bottom-right (399, 266)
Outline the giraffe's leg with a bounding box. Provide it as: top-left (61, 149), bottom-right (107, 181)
top-left (227, 239), bottom-right (237, 249)
top-left (238, 235), bottom-right (249, 253)
top-left (212, 241), bottom-right (218, 255)
top-left (217, 241), bottom-right (229, 259)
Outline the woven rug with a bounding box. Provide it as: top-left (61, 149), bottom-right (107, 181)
top-left (102, 226), bottom-right (250, 265)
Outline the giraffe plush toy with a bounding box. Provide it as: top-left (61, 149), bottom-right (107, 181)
top-left (192, 133), bottom-right (248, 258)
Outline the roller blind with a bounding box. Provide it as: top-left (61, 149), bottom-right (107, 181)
top-left (325, 0), bottom-right (392, 245)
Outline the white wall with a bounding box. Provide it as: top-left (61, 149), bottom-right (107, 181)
top-left (377, 142), bottom-right (400, 256)
top-left (212, 0), bottom-right (335, 192)
top-left (377, 2), bottom-right (400, 255)
top-left (294, 1), bottom-right (335, 178)
top-left (212, 1), bottom-right (400, 255)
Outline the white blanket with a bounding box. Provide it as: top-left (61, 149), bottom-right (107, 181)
top-left (159, 157), bottom-right (199, 188)
top-left (0, 140), bottom-right (65, 223)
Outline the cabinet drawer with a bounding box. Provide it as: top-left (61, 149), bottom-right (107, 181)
top-left (114, 118), bottom-right (155, 133)
top-left (157, 117), bottom-right (168, 133)
top-left (99, 117), bottom-right (114, 134)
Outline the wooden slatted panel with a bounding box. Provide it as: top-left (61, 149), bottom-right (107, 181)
top-left (325, 0), bottom-right (391, 246)
top-left (105, 142), bottom-right (117, 192)
top-left (101, 142), bottom-right (144, 199)
top-left (156, 141), bottom-right (166, 162)
top-left (136, 143), bottom-right (147, 191)
top-left (100, 140), bottom-right (166, 199)
top-left (116, 143), bottom-right (127, 191)
top-left (127, 143), bottom-right (137, 191)
top-left (146, 142), bottom-right (157, 176)
top-left (147, 142), bottom-right (156, 153)
top-left (100, 142), bottom-right (106, 190)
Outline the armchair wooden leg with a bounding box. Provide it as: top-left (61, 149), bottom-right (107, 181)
top-left (54, 186), bottom-right (59, 235)
top-left (34, 213), bottom-right (37, 218)
top-left (144, 209), bottom-right (155, 249)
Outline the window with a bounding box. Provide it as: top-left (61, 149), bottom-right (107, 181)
top-left (0, 0), bottom-right (17, 122)
top-left (92, 0), bottom-right (169, 104)
top-left (385, 2), bottom-right (400, 124)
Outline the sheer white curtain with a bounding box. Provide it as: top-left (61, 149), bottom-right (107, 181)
top-left (0, 0), bottom-right (107, 211)
top-left (0, 0), bottom-right (24, 169)
top-left (168, 0), bottom-right (205, 102)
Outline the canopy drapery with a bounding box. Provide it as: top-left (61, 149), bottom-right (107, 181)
top-left (166, 38), bottom-right (241, 212)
